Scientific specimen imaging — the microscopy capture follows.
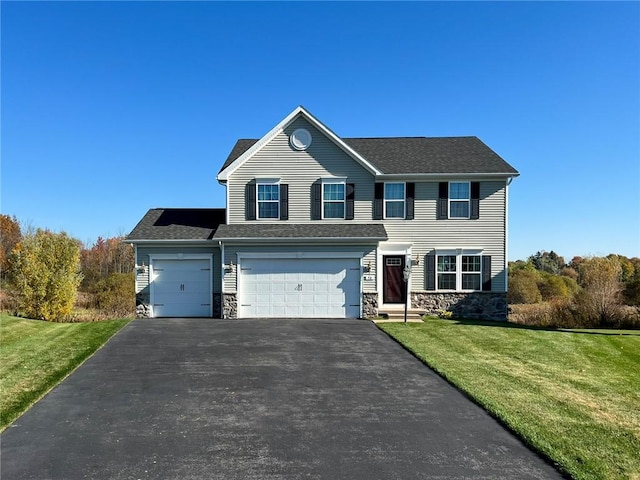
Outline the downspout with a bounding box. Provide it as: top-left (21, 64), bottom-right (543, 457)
top-left (218, 240), bottom-right (225, 318)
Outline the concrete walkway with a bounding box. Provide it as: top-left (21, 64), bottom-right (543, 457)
top-left (1, 318), bottom-right (563, 479)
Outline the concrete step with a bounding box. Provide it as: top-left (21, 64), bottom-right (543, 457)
top-left (374, 308), bottom-right (425, 323)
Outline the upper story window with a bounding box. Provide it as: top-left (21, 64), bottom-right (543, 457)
top-left (257, 183), bottom-right (280, 219)
top-left (384, 183), bottom-right (405, 219)
top-left (323, 181), bottom-right (345, 219)
top-left (449, 182), bottom-right (470, 218)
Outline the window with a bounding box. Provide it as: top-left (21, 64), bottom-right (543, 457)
top-left (384, 183), bottom-right (405, 219)
top-left (257, 183), bottom-right (279, 219)
top-left (449, 182), bottom-right (470, 218)
top-left (323, 182), bottom-right (345, 219)
top-left (461, 255), bottom-right (481, 290)
top-left (436, 253), bottom-right (482, 291)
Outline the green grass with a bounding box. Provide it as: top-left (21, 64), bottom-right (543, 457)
top-left (378, 318), bottom-right (640, 480)
top-left (0, 313), bottom-right (130, 431)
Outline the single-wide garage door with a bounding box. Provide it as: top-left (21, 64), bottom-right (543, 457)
top-left (151, 259), bottom-right (211, 317)
top-left (239, 258), bottom-right (360, 318)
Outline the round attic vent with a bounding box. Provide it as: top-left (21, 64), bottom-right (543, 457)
top-left (290, 128), bottom-right (312, 151)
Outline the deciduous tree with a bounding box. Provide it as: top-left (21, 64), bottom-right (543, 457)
top-left (9, 230), bottom-right (83, 321)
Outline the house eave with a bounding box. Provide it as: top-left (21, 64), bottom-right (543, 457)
top-left (376, 172), bottom-right (520, 180)
top-left (215, 236), bottom-right (387, 244)
top-left (125, 239), bottom-right (217, 245)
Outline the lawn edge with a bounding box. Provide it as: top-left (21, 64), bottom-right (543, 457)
top-left (375, 322), bottom-right (571, 479)
top-left (0, 318), bottom-right (132, 433)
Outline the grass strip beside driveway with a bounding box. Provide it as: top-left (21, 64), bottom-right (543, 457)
top-left (0, 314), bottom-right (129, 431)
top-left (378, 318), bottom-right (640, 480)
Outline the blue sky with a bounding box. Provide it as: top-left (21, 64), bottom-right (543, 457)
top-left (2, 1), bottom-right (638, 261)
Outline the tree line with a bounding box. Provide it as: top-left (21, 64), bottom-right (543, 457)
top-left (1, 214), bottom-right (135, 321)
top-left (509, 250), bottom-right (640, 328)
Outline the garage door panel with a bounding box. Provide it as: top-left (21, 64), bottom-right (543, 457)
top-left (239, 257), bottom-right (360, 318)
top-left (152, 259), bottom-right (211, 318)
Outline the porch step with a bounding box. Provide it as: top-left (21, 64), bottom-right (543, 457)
top-left (373, 308), bottom-right (425, 323)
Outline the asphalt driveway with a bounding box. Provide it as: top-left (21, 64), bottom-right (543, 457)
top-left (1, 318), bottom-right (563, 479)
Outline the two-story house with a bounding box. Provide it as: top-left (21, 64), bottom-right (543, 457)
top-left (127, 106), bottom-right (519, 320)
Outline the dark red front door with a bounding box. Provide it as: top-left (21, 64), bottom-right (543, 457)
top-left (383, 256), bottom-right (406, 304)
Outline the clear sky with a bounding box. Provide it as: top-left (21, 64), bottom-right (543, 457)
top-left (2, 1), bottom-right (639, 262)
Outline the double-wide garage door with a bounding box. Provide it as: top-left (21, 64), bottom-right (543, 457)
top-left (239, 258), bottom-right (361, 318)
top-left (151, 259), bottom-right (211, 317)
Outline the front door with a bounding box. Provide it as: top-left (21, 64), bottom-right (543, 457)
top-left (383, 256), bottom-right (406, 304)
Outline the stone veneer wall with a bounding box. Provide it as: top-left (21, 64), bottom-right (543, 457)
top-left (136, 293), bottom-right (151, 319)
top-left (412, 292), bottom-right (508, 321)
top-left (223, 293), bottom-right (238, 319)
top-left (362, 293), bottom-right (378, 318)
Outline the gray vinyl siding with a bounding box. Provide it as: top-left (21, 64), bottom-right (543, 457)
top-left (382, 180), bottom-right (507, 292)
top-left (135, 245), bottom-right (222, 294)
top-left (224, 116), bottom-right (509, 293)
top-left (227, 117), bottom-right (375, 224)
top-left (222, 244), bottom-right (376, 293)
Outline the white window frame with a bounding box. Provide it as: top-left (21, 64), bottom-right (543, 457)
top-left (256, 180), bottom-right (280, 220)
top-left (384, 182), bottom-right (406, 219)
top-left (321, 178), bottom-right (346, 220)
top-left (449, 181), bottom-right (470, 219)
top-left (435, 250), bottom-right (482, 292)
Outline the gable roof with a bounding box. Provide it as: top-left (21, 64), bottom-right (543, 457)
top-left (126, 208), bottom-right (225, 242)
top-left (220, 136), bottom-right (518, 176)
top-left (217, 106), bottom-right (382, 182)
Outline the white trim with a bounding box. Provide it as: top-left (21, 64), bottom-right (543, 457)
top-left (383, 181), bottom-right (406, 220)
top-left (376, 172), bottom-right (520, 180)
top-left (505, 178), bottom-right (510, 292)
top-left (321, 178), bottom-right (346, 220)
top-left (236, 252), bottom-right (364, 319)
top-left (448, 181), bottom-right (471, 219)
top-left (377, 243), bottom-right (412, 309)
top-left (217, 106), bottom-right (381, 182)
top-left (434, 251), bottom-right (484, 292)
top-left (237, 251), bottom-right (365, 260)
top-left (256, 181), bottom-right (280, 220)
top-left (215, 237), bottom-right (385, 243)
top-left (148, 253), bottom-right (214, 318)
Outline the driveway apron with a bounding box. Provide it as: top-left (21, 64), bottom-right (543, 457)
top-left (1, 318), bottom-right (563, 479)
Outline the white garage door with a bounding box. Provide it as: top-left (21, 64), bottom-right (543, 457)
top-left (151, 259), bottom-right (212, 317)
top-left (238, 258), bottom-right (361, 318)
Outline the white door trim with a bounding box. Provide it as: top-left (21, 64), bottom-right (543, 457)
top-left (149, 254), bottom-right (213, 318)
top-left (377, 244), bottom-right (412, 310)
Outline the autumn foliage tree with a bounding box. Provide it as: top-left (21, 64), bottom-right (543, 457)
top-left (9, 230), bottom-right (83, 321)
top-left (0, 214), bottom-right (21, 281)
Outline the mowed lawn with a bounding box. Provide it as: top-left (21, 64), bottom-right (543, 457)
top-left (0, 314), bottom-right (129, 431)
top-left (379, 318), bottom-right (640, 480)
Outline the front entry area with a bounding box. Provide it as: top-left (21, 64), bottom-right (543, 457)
top-left (383, 255), bottom-right (406, 304)
top-left (238, 257), bottom-right (361, 318)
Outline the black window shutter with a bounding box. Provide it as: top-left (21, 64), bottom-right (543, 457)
top-left (345, 183), bottom-right (355, 220)
top-left (311, 182), bottom-right (322, 220)
top-left (245, 183), bottom-right (256, 220)
top-left (373, 183), bottom-right (384, 220)
top-left (482, 256), bottom-right (492, 291)
top-left (279, 184), bottom-right (288, 220)
top-left (425, 253), bottom-right (436, 291)
top-left (406, 182), bottom-right (415, 220)
top-left (437, 182), bottom-right (448, 219)
top-left (470, 182), bottom-right (480, 220)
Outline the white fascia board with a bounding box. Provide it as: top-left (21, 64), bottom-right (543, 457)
top-left (215, 237), bottom-right (385, 244)
top-left (217, 106), bottom-right (382, 182)
top-left (127, 239), bottom-right (218, 246)
top-left (376, 172), bottom-right (520, 181)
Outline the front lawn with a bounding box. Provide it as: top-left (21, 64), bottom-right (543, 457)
top-left (378, 318), bottom-right (640, 480)
top-left (0, 314), bottom-right (129, 431)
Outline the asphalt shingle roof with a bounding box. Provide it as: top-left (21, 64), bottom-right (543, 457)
top-left (213, 223), bottom-right (387, 241)
top-left (219, 136), bottom-right (518, 175)
top-left (126, 208), bottom-right (226, 241)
